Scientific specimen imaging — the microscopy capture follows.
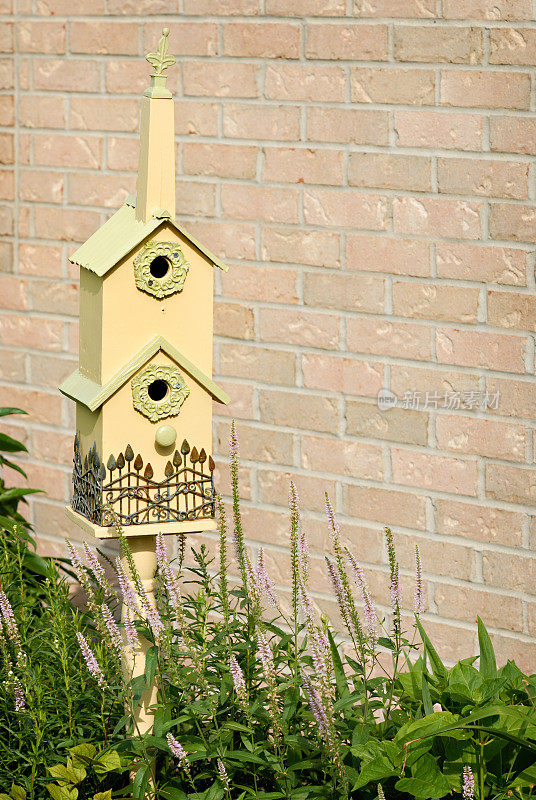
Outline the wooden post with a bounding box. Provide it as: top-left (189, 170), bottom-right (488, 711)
top-left (121, 534), bottom-right (158, 735)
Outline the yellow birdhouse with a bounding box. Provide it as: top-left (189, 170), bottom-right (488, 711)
top-left (59, 29), bottom-right (230, 540)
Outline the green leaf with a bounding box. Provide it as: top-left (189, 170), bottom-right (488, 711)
top-left (159, 791), bottom-right (187, 800)
top-left (132, 765), bottom-right (150, 800)
top-left (327, 629), bottom-right (349, 699)
top-left (93, 749), bottom-right (121, 774)
top-left (205, 783), bottom-right (225, 800)
top-left (10, 786), bottom-right (26, 800)
top-left (0, 488), bottom-right (42, 503)
top-left (46, 786), bottom-right (78, 800)
top-left (421, 672), bottom-right (433, 715)
top-left (0, 407), bottom-right (26, 417)
top-left (48, 762), bottom-right (86, 786)
top-left (68, 743), bottom-right (96, 767)
top-left (352, 757), bottom-right (398, 790)
top-left (93, 793), bottom-right (112, 800)
top-left (144, 645), bottom-right (158, 688)
top-left (0, 794), bottom-right (12, 800)
top-left (396, 754), bottom-right (451, 799)
top-left (415, 618), bottom-right (448, 681)
top-left (477, 616), bottom-right (497, 679)
top-left (0, 432), bottom-right (27, 453)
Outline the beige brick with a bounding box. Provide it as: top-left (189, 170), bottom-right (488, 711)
top-left (0, 95), bottom-right (13, 126)
top-left (106, 61), bottom-right (178, 95)
top-left (436, 584), bottom-right (523, 632)
top-left (483, 549), bottom-right (536, 592)
top-left (355, 0), bottom-right (436, 16)
top-left (344, 484), bottom-right (427, 530)
top-left (215, 381), bottom-right (255, 421)
top-left (307, 107), bottom-right (389, 146)
top-left (223, 104), bottom-right (300, 142)
top-left (34, 207), bottom-right (99, 243)
top-left (261, 226), bottom-right (340, 268)
top-left (19, 169), bottom-right (64, 203)
top-left (0, 386), bottom-right (62, 424)
top-left (107, 0), bottom-right (179, 12)
top-left (0, 133), bottom-right (13, 164)
top-left (107, 137), bottom-right (138, 171)
top-left (263, 147), bottom-right (343, 186)
top-left (0, 242), bottom-right (12, 273)
top-left (183, 143), bottom-right (258, 180)
top-left (436, 327), bottom-right (526, 373)
top-left (394, 25), bottom-right (483, 63)
top-left (351, 67), bottom-right (435, 105)
top-left (304, 188), bottom-right (388, 229)
top-left (347, 235), bottom-right (430, 277)
top-left (260, 390), bottom-right (340, 434)
top-left (394, 197), bottom-right (482, 239)
top-left (435, 499), bottom-right (523, 546)
top-left (33, 280), bottom-right (78, 316)
top-left (348, 318), bottom-right (431, 360)
top-left (492, 634), bottom-right (536, 674)
top-left (302, 353), bottom-right (384, 396)
top-left (259, 470), bottom-right (337, 513)
top-left (486, 463), bottom-right (536, 505)
top-left (69, 97), bottom-right (139, 132)
top-left (436, 243), bottom-right (526, 285)
top-left (69, 172), bottom-right (134, 209)
top-left (33, 134), bottom-right (102, 170)
top-left (394, 109), bottom-right (483, 151)
top-left (220, 262), bottom-right (298, 304)
top-left (486, 377), bottom-right (536, 420)
top-left (0, 276), bottom-right (29, 311)
top-left (175, 101), bottom-right (218, 137)
top-left (186, 220), bottom-right (256, 261)
top-left (214, 302), bottom-right (255, 340)
top-left (304, 272), bottom-right (385, 313)
top-left (306, 23), bottom-right (389, 60)
top-left (489, 204), bottom-right (536, 244)
top-left (144, 22), bottom-right (217, 57)
top-left (10, 462), bottom-right (67, 502)
top-left (184, 0), bottom-right (260, 11)
top-left (19, 243), bottom-right (62, 278)
top-left (266, 63), bottom-right (346, 102)
top-left (346, 399), bottom-right (428, 445)
top-left (31, 429), bottom-right (73, 467)
top-left (392, 281), bottom-right (479, 323)
top-left (266, 0), bottom-right (345, 14)
top-left (490, 29), bottom-right (536, 65)
top-left (491, 116), bottom-right (536, 156)
top-left (70, 22), bottom-right (138, 55)
top-left (390, 364), bottom-right (479, 398)
top-left (437, 157), bottom-right (529, 200)
top-left (36, 0), bottom-right (105, 12)
top-left (224, 22), bottom-right (300, 58)
top-left (221, 184), bottom-right (300, 224)
top-left (34, 58), bottom-right (100, 92)
top-left (0, 58), bottom-right (13, 90)
top-left (183, 62), bottom-right (258, 98)
top-left (488, 291), bottom-right (536, 331)
top-left (19, 94), bottom-right (65, 128)
top-left (436, 415), bottom-right (525, 461)
top-left (219, 343), bottom-right (297, 386)
top-left (392, 448), bottom-right (478, 495)
top-left (259, 308), bottom-right (340, 350)
top-left (0, 22), bottom-right (12, 53)
top-left (18, 21), bottom-right (65, 53)
top-left (397, 533), bottom-right (476, 580)
top-left (442, 0), bottom-right (532, 18)
top-left (29, 353), bottom-right (75, 387)
top-left (302, 435), bottom-right (383, 480)
top-left (0, 348), bottom-right (25, 383)
top-left (216, 420), bottom-right (294, 466)
top-left (441, 70), bottom-right (531, 110)
top-left (349, 153), bottom-right (431, 192)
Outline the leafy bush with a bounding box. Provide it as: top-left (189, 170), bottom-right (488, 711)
top-left (1, 422), bottom-right (535, 799)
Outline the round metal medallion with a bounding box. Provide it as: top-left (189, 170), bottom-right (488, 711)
top-left (133, 240), bottom-right (190, 299)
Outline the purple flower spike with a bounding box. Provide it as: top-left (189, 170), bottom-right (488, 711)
top-left (76, 631), bottom-right (106, 687)
top-left (217, 759), bottom-right (231, 789)
top-left (82, 542), bottom-right (107, 587)
top-left (229, 654), bottom-right (247, 703)
top-left (167, 733), bottom-right (188, 767)
top-left (462, 766), bottom-right (475, 800)
top-left (102, 603), bottom-right (122, 655)
top-left (414, 544), bottom-right (424, 615)
top-left (13, 677), bottom-right (25, 712)
top-left (115, 557), bottom-right (139, 615)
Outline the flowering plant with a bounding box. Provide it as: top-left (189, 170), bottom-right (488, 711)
top-left (1, 422), bottom-right (536, 799)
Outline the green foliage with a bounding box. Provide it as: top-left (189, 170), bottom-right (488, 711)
top-left (0, 421), bottom-right (535, 799)
top-left (0, 408), bottom-right (42, 531)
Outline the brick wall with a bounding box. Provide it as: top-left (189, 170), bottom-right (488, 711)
top-left (1, 1), bottom-right (536, 667)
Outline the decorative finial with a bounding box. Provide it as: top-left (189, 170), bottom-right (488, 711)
top-left (145, 27), bottom-right (176, 76)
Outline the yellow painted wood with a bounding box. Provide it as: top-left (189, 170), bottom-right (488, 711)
top-left (136, 94), bottom-right (176, 223)
top-left (59, 333), bottom-right (230, 411)
top-left (79, 269), bottom-right (103, 383)
top-left (65, 506), bottom-right (217, 540)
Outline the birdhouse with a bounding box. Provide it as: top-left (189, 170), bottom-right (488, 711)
top-left (59, 30), bottom-right (230, 540)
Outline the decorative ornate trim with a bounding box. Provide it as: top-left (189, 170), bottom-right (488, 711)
top-left (133, 241), bottom-right (189, 299)
top-left (132, 363), bottom-right (190, 422)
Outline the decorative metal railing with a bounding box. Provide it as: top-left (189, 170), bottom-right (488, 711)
top-left (72, 434), bottom-right (216, 526)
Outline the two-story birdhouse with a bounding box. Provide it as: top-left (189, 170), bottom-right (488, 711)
top-left (60, 30), bottom-right (229, 540)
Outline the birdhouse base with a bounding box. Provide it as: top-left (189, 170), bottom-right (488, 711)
top-left (64, 505), bottom-right (218, 540)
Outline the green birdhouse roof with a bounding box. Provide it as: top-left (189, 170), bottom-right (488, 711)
top-left (69, 196), bottom-right (229, 278)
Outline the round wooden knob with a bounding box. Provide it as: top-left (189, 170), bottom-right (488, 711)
top-left (155, 425), bottom-right (177, 448)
